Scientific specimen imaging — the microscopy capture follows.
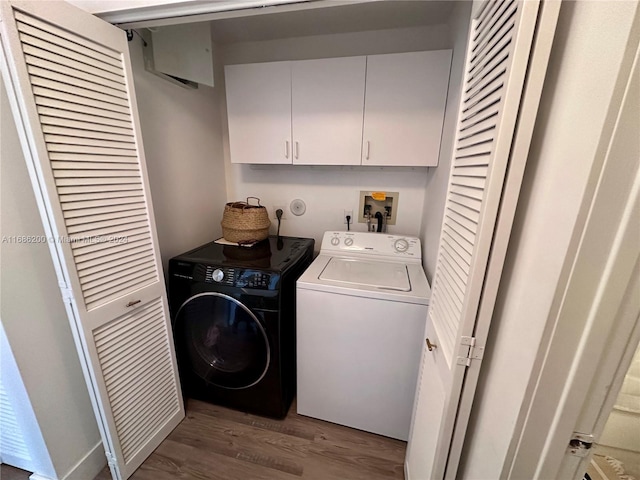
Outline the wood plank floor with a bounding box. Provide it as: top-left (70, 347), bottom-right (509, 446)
top-left (94, 398), bottom-right (407, 480)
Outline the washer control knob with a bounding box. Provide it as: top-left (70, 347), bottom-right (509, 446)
top-left (331, 237), bottom-right (340, 246)
top-left (211, 269), bottom-right (224, 282)
top-left (344, 238), bottom-right (354, 246)
top-left (394, 239), bottom-right (410, 253)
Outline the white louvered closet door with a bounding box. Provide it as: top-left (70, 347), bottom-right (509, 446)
top-left (406, 1), bottom-right (558, 479)
top-left (0, 2), bottom-right (184, 479)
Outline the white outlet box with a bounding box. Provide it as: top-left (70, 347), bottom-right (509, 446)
top-left (273, 205), bottom-right (287, 219)
top-left (344, 209), bottom-right (354, 224)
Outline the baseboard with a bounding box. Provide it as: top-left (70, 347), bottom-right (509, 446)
top-left (405, 460), bottom-right (410, 480)
top-left (29, 475), bottom-right (55, 480)
top-left (60, 441), bottom-right (106, 480)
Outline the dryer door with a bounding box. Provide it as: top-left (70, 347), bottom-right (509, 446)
top-left (175, 292), bottom-right (270, 389)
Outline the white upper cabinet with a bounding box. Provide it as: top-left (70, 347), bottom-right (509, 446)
top-left (362, 50), bottom-right (452, 167)
top-left (291, 57), bottom-right (366, 165)
top-left (224, 51), bottom-right (452, 166)
top-left (225, 61), bottom-right (292, 164)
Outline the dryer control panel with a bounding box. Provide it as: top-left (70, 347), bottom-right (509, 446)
top-left (321, 231), bottom-right (422, 261)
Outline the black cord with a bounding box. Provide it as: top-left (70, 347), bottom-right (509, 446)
top-left (346, 215), bottom-right (351, 231)
top-left (276, 209), bottom-right (283, 237)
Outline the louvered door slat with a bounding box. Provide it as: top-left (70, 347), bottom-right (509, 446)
top-left (18, 32), bottom-right (125, 77)
top-left (475, 0), bottom-right (500, 30)
top-left (61, 196), bottom-right (144, 211)
top-left (36, 96), bottom-right (132, 123)
top-left (470, 18), bottom-right (515, 77)
top-left (67, 214), bottom-right (148, 235)
top-left (43, 125), bottom-right (134, 142)
top-left (61, 190), bottom-right (142, 203)
top-left (50, 153), bottom-right (138, 164)
top-left (14, 11), bottom-right (120, 60)
top-left (75, 239), bottom-right (152, 267)
top-left (452, 165), bottom-right (490, 179)
top-left (48, 145), bottom-right (136, 156)
top-left (450, 192), bottom-right (483, 213)
top-left (466, 47), bottom-right (508, 93)
top-left (54, 169), bottom-right (140, 179)
top-left (53, 162), bottom-right (139, 173)
top-left (473, 0), bottom-right (515, 53)
top-left (47, 137), bottom-right (136, 151)
top-left (29, 66), bottom-right (129, 102)
top-left (443, 223), bottom-right (474, 255)
top-left (38, 108), bottom-right (133, 131)
top-left (442, 230), bottom-right (473, 269)
top-left (450, 184), bottom-right (485, 202)
top-left (110, 350), bottom-right (171, 406)
top-left (79, 252), bottom-right (154, 282)
top-left (31, 76), bottom-right (129, 107)
top-left (115, 381), bottom-right (175, 451)
top-left (71, 221), bottom-right (148, 242)
top-left (34, 86), bottom-right (131, 116)
top-left (463, 69), bottom-right (507, 107)
top-left (454, 154), bottom-right (491, 167)
top-left (75, 237), bottom-right (151, 268)
top-left (97, 308), bottom-right (163, 362)
top-left (456, 142), bottom-right (494, 157)
top-left (80, 252), bottom-right (152, 285)
top-left (23, 45), bottom-right (124, 84)
top-left (105, 340), bottom-right (168, 394)
top-left (436, 255), bottom-right (466, 303)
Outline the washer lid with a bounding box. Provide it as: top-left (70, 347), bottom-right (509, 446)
top-left (319, 257), bottom-right (411, 291)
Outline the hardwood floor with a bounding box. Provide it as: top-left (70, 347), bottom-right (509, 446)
top-left (95, 398), bottom-right (407, 480)
top-left (0, 464), bottom-right (31, 480)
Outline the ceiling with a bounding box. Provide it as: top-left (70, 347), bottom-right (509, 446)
top-left (208, 1), bottom-right (456, 44)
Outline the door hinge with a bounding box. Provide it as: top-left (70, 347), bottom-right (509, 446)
top-left (456, 336), bottom-right (485, 367)
top-left (567, 432), bottom-right (594, 457)
top-left (59, 283), bottom-right (74, 304)
top-left (105, 451), bottom-right (117, 468)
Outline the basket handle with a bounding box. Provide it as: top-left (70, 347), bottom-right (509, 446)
top-left (246, 197), bottom-right (262, 207)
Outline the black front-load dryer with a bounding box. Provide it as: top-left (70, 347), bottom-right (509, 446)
top-left (169, 236), bottom-right (314, 418)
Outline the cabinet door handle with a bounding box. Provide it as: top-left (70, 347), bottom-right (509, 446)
top-left (285, 140), bottom-right (290, 159)
top-left (295, 141), bottom-right (299, 159)
top-left (365, 140), bottom-right (370, 160)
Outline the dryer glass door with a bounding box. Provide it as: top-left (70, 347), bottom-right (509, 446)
top-left (176, 292), bottom-right (270, 389)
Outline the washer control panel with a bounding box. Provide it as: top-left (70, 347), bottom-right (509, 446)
top-left (201, 266), bottom-right (276, 289)
top-left (321, 231), bottom-right (421, 259)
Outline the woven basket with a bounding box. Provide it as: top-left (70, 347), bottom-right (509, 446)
top-left (221, 197), bottom-right (271, 244)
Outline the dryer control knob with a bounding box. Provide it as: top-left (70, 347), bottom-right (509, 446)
top-left (394, 239), bottom-right (410, 253)
top-left (344, 238), bottom-right (354, 246)
top-left (211, 269), bottom-right (224, 282)
top-left (331, 237), bottom-right (340, 246)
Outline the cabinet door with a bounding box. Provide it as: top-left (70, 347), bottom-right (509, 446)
top-left (292, 57), bottom-right (366, 165)
top-left (225, 62), bottom-right (292, 164)
top-left (363, 50), bottom-right (452, 167)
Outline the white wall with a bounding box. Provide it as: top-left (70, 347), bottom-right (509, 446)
top-left (128, 35), bottom-right (227, 268)
top-left (0, 323), bottom-right (55, 477)
top-left (0, 81), bottom-right (104, 479)
top-left (458, 2), bottom-right (640, 478)
top-left (419, 1), bottom-right (472, 281)
top-left (218, 25), bottom-right (452, 247)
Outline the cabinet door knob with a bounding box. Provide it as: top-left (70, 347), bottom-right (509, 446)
top-left (426, 338), bottom-right (437, 352)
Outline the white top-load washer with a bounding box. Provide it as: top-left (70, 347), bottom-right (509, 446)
top-left (296, 231), bottom-right (431, 440)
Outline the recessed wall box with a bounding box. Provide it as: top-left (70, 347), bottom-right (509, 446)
top-left (358, 191), bottom-right (398, 226)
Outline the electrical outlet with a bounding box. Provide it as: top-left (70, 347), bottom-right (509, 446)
top-left (343, 209), bottom-right (354, 224)
top-left (273, 205), bottom-right (287, 220)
